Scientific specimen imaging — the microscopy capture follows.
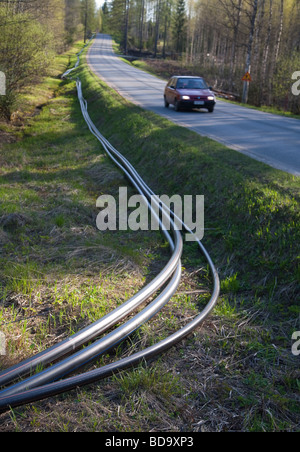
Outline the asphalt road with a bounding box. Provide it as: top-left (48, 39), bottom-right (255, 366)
top-left (87, 34), bottom-right (300, 177)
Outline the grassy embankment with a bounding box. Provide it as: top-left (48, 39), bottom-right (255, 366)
top-left (0, 40), bottom-right (299, 432)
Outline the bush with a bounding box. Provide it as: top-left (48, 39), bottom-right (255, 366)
top-left (0, 8), bottom-right (55, 119)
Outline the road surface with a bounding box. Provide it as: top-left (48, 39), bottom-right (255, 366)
top-left (87, 34), bottom-right (300, 177)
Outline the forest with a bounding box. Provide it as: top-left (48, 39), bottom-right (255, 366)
top-left (103, 0), bottom-right (300, 111)
top-left (0, 0), bottom-right (99, 118)
top-left (0, 0), bottom-right (300, 116)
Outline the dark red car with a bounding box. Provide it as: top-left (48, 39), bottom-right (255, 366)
top-left (164, 76), bottom-right (216, 113)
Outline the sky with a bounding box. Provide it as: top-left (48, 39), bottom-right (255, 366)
top-left (95, 0), bottom-right (105, 8)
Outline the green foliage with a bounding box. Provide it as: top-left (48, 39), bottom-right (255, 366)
top-left (172, 0), bottom-right (186, 53)
top-left (81, 0), bottom-right (98, 42)
top-left (65, 0), bottom-right (85, 45)
top-left (0, 0), bottom-right (99, 118)
top-left (0, 8), bottom-right (55, 118)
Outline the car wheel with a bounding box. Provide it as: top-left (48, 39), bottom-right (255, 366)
top-left (208, 106), bottom-right (214, 113)
top-left (164, 96), bottom-right (169, 108)
top-left (174, 99), bottom-right (180, 112)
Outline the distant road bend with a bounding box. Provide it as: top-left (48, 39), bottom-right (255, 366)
top-left (88, 34), bottom-right (300, 177)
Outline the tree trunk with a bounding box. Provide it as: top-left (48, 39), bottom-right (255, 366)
top-left (124, 0), bottom-right (129, 55)
top-left (275, 0), bottom-right (284, 62)
top-left (242, 0), bottom-right (258, 104)
top-left (261, 0), bottom-right (273, 103)
top-left (229, 0), bottom-right (243, 91)
top-left (139, 0), bottom-right (145, 54)
top-left (154, 0), bottom-right (161, 58)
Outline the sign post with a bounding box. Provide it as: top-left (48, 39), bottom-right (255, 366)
top-left (242, 69), bottom-right (252, 104)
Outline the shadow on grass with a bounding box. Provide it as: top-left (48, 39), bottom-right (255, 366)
top-left (76, 60), bottom-right (300, 320)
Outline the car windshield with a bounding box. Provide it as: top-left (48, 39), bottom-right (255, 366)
top-left (177, 78), bottom-right (208, 90)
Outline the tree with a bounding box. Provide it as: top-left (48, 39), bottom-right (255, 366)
top-left (173, 0), bottom-right (186, 53)
top-left (100, 1), bottom-right (110, 33)
top-left (81, 0), bottom-right (97, 42)
top-left (0, 0), bottom-right (87, 117)
top-left (0, 5), bottom-right (54, 118)
top-left (109, 0), bottom-right (128, 52)
top-left (65, 0), bottom-right (82, 45)
top-left (242, 0), bottom-right (258, 103)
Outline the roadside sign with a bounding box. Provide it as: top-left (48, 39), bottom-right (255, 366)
top-left (242, 71), bottom-right (252, 82)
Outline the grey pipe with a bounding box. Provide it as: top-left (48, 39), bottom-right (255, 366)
top-left (0, 38), bottom-right (220, 412)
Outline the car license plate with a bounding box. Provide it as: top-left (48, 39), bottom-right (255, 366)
top-left (194, 101), bottom-right (205, 105)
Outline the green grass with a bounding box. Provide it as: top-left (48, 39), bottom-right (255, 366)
top-left (215, 96), bottom-right (300, 119)
top-left (0, 40), bottom-right (299, 432)
top-left (74, 53), bottom-right (299, 319)
top-left (0, 41), bottom-right (157, 364)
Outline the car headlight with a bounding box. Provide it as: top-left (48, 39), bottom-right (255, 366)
top-left (207, 96), bottom-right (215, 101)
top-left (181, 96), bottom-right (190, 100)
